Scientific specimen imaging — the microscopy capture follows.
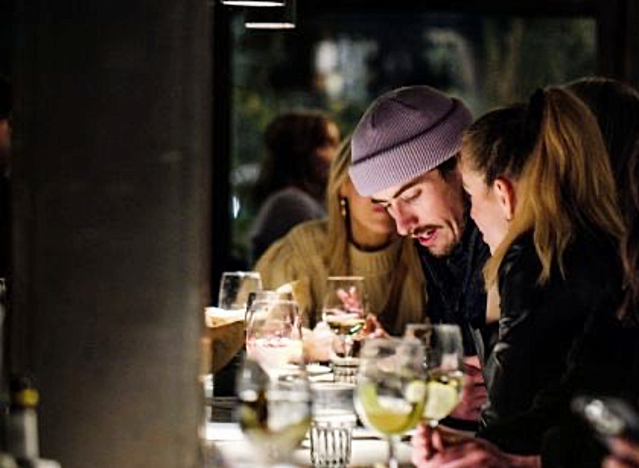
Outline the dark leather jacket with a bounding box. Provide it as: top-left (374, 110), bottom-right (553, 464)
top-left (477, 230), bottom-right (637, 466)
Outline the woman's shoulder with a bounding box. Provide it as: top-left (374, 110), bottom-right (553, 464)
top-left (499, 229), bottom-right (621, 283)
top-left (285, 219), bottom-right (328, 244)
top-left (498, 233), bottom-right (538, 285)
top-left (256, 219), bottom-right (328, 263)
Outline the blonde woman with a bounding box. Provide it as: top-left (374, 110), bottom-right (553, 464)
top-left (254, 137), bottom-right (426, 335)
top-left (413, 88), bottom-right (631, 468)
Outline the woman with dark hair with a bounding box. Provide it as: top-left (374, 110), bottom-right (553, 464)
top-left (412, 87), bottom-right (637, 468)
top-left (249, 110), bottom-right (341, 263)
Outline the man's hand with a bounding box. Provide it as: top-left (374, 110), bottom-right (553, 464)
top-left (450, 355), bottom-right (488, 422)
top-left (604, 438), bottom-right (639, 468)
top-left (361, 314), bottom-right (389, 338)
top-left (411, 424), bottom-right (540, 468)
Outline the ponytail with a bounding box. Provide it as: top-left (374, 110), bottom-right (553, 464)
top-left (483, 87), bottom-right (624, 286)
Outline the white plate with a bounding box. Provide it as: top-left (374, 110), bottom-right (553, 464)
top-left (306, 364), bottom-right (332, 375)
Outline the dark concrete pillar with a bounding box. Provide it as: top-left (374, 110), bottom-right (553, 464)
top-left (9, 0), bottom-right (211, 466)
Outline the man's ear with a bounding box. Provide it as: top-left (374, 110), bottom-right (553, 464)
top-left (493, 177), bottom-right (516, 221)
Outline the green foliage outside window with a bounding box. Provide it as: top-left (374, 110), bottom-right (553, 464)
top-left (229, 11), bottom-right (596, 265)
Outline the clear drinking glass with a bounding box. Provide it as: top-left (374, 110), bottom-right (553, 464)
top-left (245, 290), bottom-right (294, 328)
top-left (354, 338), bottom-right (427, 468)
top-left (218, 271), bottom-right (263, 310)
top-left (245, 299), bottom-right (304, 378)
top-left (405, 323), bottom-right (465, 427)
top-left (237, 357), bottom-right (312, 467)
top-left (310, 382), bottom-right (357, 468)
top-left (321, 276), bottom-right (367, 358)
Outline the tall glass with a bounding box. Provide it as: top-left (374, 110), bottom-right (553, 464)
top-left (218, 271), bottom-right (263, 310)
top-left (405, 323), bottom-right (465, 427)
top-left (321, 276), bottom-right (367, 358)
top-left (354, 338), bottom-right (427, 468)
top-left (237, 357), bottom-right (311, 467)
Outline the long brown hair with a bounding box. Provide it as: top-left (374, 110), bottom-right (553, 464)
top-left (463, 87), bottom-right (625, 287)
top-left (325, 136), bottom-right (423, 320)
top-left (566, 77), bottom-right (639, 327)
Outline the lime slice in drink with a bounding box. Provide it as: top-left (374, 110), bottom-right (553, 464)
top-left (404, 380), bottom-right (427, 403)
top-left (423, 381), bottom-right (461, 422)
top-left (358, 382), bottom-right (424, 435)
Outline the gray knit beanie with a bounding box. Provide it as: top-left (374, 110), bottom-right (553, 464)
top-left (349, 85), bottom-right (473, 196)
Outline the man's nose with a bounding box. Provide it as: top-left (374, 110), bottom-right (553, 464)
top-left (390, 203), bottom-right (416, 236)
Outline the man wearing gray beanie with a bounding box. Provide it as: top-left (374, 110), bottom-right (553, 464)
top-left (350, 85), bottom-right (492, 379)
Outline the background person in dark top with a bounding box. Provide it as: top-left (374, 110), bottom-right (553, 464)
top-left (249, 110), bottom-right (341, 264)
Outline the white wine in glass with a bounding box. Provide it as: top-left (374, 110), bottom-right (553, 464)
top-left (237, 358), bottom-right (311, 467)
top-left (405, 323), bottom-right (464, 427)
top-left (322, 276), bottom-right (367, 358)
top-left (354, 338), bottom-right (427, 468)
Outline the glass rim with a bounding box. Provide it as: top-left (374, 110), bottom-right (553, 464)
top-left (327, 275), bottom-right (365, 281)
top-left (221, 271), bottom-right (262, 278)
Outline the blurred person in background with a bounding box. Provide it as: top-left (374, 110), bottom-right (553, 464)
top-left (255, 136), bottom-right (426, 334)
top-left (249, 110), bottom-right (341, 264)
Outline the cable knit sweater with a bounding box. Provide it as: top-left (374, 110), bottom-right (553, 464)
top-left (254, 219), bottom-right (427, 334)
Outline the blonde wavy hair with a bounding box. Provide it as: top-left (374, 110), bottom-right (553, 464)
top-left (325, 136), bottom-right (423, 317)
top-left (463, 87), bottom-right (625, 287)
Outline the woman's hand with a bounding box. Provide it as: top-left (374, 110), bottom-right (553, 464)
top-left (603, 438), bottom-right (639, 468)
top-left (336, 286), bottom-right (365, 314)
top-left (411, 423), bottom-right (541, 468)
top-left (450, 355), bottom-right (488, 422)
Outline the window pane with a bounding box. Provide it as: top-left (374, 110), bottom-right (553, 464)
top-left (230, 11), bottom-right (596, 264)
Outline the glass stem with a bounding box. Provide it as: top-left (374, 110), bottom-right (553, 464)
top-left (343, 335), bottom-right (353, 357)
top-left (387, 435), bottom-right (399, 468)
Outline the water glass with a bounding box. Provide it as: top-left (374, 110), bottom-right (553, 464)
top-left (330, 356), bottom-right (360, 385)
top-left (310, 382), bottom-right (357, 468)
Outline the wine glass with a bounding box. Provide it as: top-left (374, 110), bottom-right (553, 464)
top-left (405, 323), bottom-right (465, 427)
top-left (217, 271), bottom-right (263, 311)
top-left (245, 290), bottom-right (294, 328)
top-left (245, 299), bottom-right (304, 378)
top-left (354, 338), bottom-right (427, 468)
top-left (322, 276), bottom-right (368, 358)
top-left (237, 357), bottom-right (312, 467)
